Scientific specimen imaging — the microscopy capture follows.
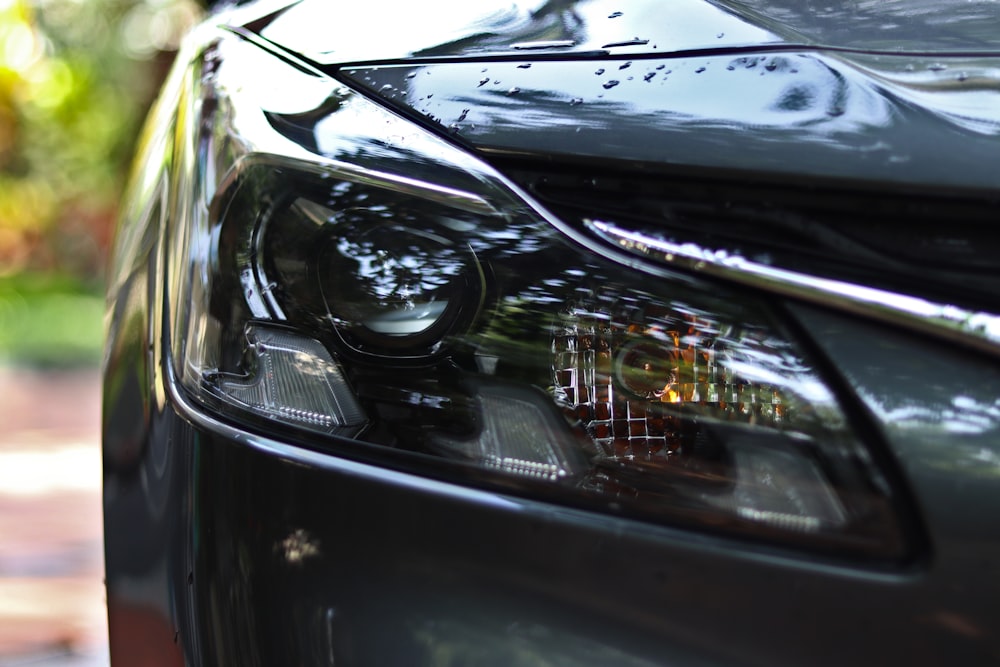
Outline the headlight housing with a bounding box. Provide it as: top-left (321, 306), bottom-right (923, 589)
top-left (164, 31), bottom-right (912, 560)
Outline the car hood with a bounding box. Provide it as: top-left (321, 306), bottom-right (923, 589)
top-left (235, 0), bottom-right (1000, 193)
top-left (246, 0), bottom-right (1000, 65)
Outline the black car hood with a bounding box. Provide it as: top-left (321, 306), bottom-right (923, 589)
top-left (248, 0), bottom-right (1000, 65)
top-left (238, 0), bottom-right (1000, 194)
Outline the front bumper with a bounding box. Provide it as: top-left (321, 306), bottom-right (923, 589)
top-left (102, 324), bottom-right (1000, 666)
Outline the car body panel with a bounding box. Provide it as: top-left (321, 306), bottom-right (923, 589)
top-left (243, 0), bottom-right (1000, 194)
top-left (251, 0), bottom-right (1000, 66)
top-left (105, 327), bottom-right (1000, 665)
top-left (252, 0), bottom-right (782, 65)
top-left (103, 2), bottom-right (1000, 665)
top-left (339, 53), bottom-right (1000, 193)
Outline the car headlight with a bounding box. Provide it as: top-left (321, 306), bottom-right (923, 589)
top-left (164, 30), bottom-right (911, 559)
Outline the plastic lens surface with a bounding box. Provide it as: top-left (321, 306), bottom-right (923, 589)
top-left (173, 159), bottom-right (903, 558)
top-left (213, 324), bottom-right (366, 436)
top-left (166, 41), bottom-right (907, 559)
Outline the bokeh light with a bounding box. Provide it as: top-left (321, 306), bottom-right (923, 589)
top-left (0, 0), bottom-right (200, 366)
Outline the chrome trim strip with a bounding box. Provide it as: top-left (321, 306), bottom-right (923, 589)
top-left (236, 154), bottom-right (500, 219)
top-left (313, 158), bottom-right (501, 217)
top-left (587, 219), bottom-right (1000, 357)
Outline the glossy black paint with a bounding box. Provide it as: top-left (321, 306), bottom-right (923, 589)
top-left (104, 0), bottom-right (1000, 664)
top-left (341, 53), bottom-right (1000, 193)
top-left (254, 0), bottom-right (1000, 64)
top-left (254, 0), bottom-right (783, 65)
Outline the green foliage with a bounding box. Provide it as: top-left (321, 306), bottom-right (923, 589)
top-left (0, 0), bottom-right (199, 275)
top-left (0, 272), bottom-right (104, 366)
top-left (0, 0), bottom-right (199, 365)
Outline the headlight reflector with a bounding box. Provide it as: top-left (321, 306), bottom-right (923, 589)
top-left (165, 35), bottom-right (912, 560)
top-left (213, 323), bottom-right (366, 436)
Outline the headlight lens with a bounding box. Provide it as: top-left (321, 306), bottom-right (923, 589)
top-left (167, 33), bottom-right (910, 560)
top-left (264, 183), bottom-right (487, 356)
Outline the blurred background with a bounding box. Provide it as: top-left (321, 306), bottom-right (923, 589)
top-left (0, 0), bottom-right (199, 662)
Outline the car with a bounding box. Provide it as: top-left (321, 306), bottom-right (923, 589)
top-left (102, 0), bottom-right (1000, 664)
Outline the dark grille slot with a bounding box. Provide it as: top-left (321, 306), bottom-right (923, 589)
top-left (496, 160), bottom-right (1000, 312)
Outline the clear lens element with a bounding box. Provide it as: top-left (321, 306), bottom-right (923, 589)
top-left (429, 380), bottom-right (594, 482)
top-left (179, 159), bottom-right (902, 557)
top-left (168, 36), bottom-right (908, 559)
top-left (213, 324), bottom-right (366, 437)
top-left (550, 296), bottom-right (854, 534)
top-left (317, 214), bottom-right (481, 352)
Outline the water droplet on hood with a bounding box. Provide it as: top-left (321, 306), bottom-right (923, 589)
top-left (619, 61), bottom-right (632, 70)
top-left (928, 63), bottom-right (947, 72)
top-left (517, 63), bottom-right (532, 69)
top-left (405, 72), bottom-right (416, 79)
top-left (603, 80), bottom-right (620, 89)
top-left (608, 11), bottom-right (623, 18)
top-left (507, 86), bottom-right (521, 95)
top-left (695, 67), bottom-right (706, 73)
top-left (716, 32), bottom-right (725, 38)
top-left (570, 97), bottom-right (583, 105)
top-left (478, 77), bottom-right (489, 87)
top-left (457, 108), bottom-right (469, 122)
top-left (643, 72), bottom-right (656, 82)
top-left (595, 68), bottom-right (605, 75)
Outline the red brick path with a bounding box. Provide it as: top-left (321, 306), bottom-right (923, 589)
top-left (0, 368), bottom-right (107, 663)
